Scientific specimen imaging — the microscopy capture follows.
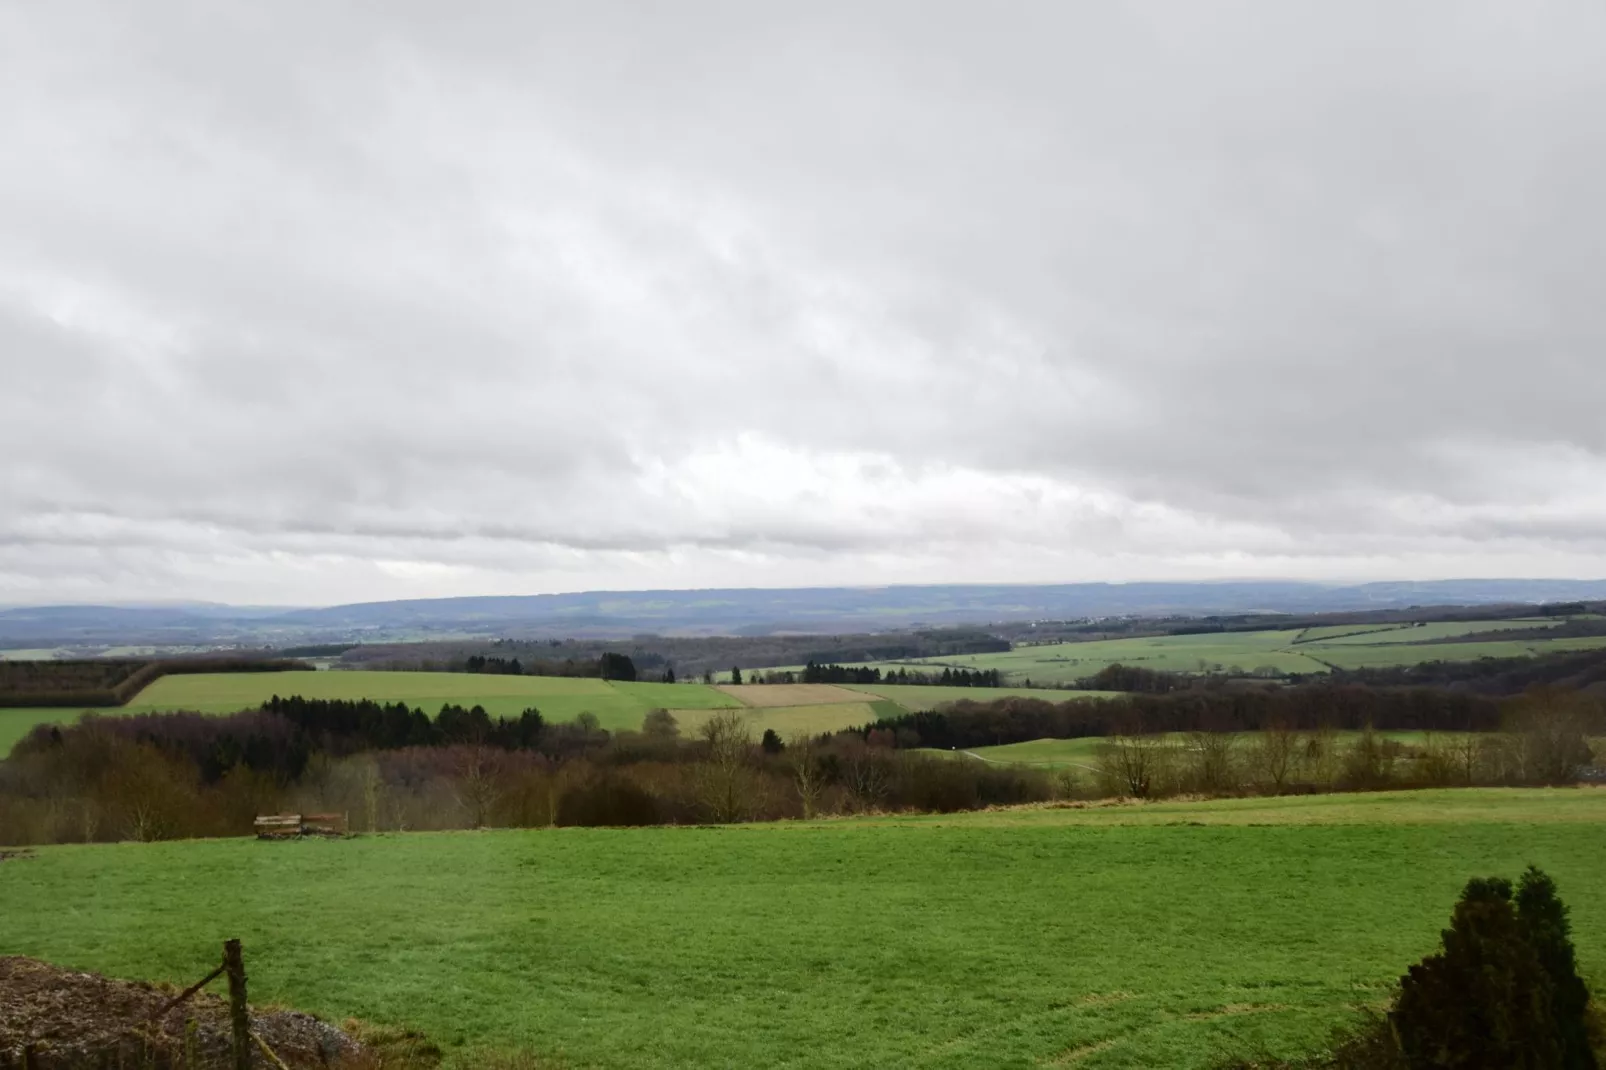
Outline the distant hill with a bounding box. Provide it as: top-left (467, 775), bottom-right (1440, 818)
top-left (3, 578), bottom-right (1606, 649)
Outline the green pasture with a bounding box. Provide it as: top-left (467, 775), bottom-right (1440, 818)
top-left (2, 789), bottom-right (1602, 1068)
top-left (1305, 635), bottom-right (1606, 670)
top-left (810, 620), bottom-right (1606, 684)
top-left (852, 630), bottom-right (1326, 683)
top-left (847, 683), bottom-right (1119, 708)
top-left (1294, 619), bottom-right (1562, 645)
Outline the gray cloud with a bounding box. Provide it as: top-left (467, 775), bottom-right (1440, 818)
top-left (3, 0), bottom-right (1605, 604)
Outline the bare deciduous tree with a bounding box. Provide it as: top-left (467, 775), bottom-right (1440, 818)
top-left (786, 733), bottom-right (827, 818)
top-left (1252, 720), bottom-right (1297, 792)
top-left (1096, 733), bottom-right (1170, 798)
top-left (697, 710), bottom-right (753, 822)
top-left (452, 746), bottom-right (503, 828)
top-left (1186, 731), bottom-right (1238, 793)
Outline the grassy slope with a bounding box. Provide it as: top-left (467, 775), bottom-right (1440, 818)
top-left (810, 620), bottom-right (1604, 684)
top-left (1296, 619), bottom-right (1562, 645)
top-left (849, 683), bottom-right (1120, 708)
top-left (1, 789), bottom-right (1601, 1069)
top-left (1306, 635), bottom-right (1606, 669)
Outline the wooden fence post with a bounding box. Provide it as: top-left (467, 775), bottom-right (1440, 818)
top-left (223, 939), bottom-right (250, 1070)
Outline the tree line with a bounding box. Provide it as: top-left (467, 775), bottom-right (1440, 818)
top-left (0, 704), bottom-right (1050, 845)
top-left (3, 681), bottom-right (1598, 848)
top-left (456, 652), bottom-right (642, 681)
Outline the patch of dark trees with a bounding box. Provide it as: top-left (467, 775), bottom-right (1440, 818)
top-left (0, 658), bottom-right (312, 709)
top-left (275, 643), bottom-right (358, 658)
top-left (454, 651), bottom-right (641, 681)
top-left (792, 661), bottom-right (1002, 687)
top-left (15, 697), bottom-right (554, 784)
top-left (852, 685), bottom-right (1510, 751)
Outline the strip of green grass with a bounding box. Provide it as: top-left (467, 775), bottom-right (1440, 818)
top-left (1305, 635), bottom-right (1606, 669)
top-left (849, 683), bottom-right (1120, 709)
top-left (2, 789), bottom-right (1601, 1069)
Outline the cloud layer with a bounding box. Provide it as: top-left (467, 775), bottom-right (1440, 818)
top-left (4, 1), bottom-right (1605, 604)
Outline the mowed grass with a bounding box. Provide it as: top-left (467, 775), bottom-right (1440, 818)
top-left (1, 789), bottom-right (1602, 1069)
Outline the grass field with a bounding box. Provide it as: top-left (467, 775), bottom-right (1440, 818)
top-left (1292, 619), bottom-right (1560, 645)
top-left (717, 683), bottom-right (870, 707)
top-left (1304, 636), bottom-right (1606, 670)
top-left (808, 620), bottom-right (1606, 684)
top-left (848, 683), bottom-right (1120, 708)
top-left (1, 788), bottom-right (1601, 1068)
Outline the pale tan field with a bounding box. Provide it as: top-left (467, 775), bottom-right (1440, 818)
top-left (717, 683), bottom-right (872, 708)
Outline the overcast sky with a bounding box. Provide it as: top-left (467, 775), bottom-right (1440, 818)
top-left (3, 1), bottom-right (1604, 606)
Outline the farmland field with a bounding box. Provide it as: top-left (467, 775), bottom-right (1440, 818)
top-left (1292, 619), bottom-right (1560, 645)
top-left (807, 620), bottom-right (1606, 684)
top-left (1304, 635), bottom-right (1606, 669)
top-left (718, 683), bottom-right (870, 707)
top-left (848, 682), bottom-right (1120, 708)
top-left (1, 788), bottom-right (1601, 1068)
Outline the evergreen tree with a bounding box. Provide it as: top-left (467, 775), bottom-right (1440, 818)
top-left (1394, 875), bottom-right (1560, 1069)
top-left (1515, 866), bottom-right (1598, 1069)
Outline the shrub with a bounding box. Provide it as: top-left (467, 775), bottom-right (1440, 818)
top-left (554, 774), bottom-right (661, 827)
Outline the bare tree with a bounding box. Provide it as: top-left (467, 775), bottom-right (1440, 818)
top-left (1251, 720), bottom-right (1297, 792)
top-left (1508, 688), bottom-right (1600, 785)
top-left (840, 742), bottom-right (893, 812)
top-left (786, 733), bottom-right (828, 818)
top-left (697, 710), bottom-right (753, 822)
top-left (1096, 733), bottom-right (1170, 798)
top-left (1186, 731), bottom-right (1238, 794)
top-left (452, 746), bottom-right (503, 828)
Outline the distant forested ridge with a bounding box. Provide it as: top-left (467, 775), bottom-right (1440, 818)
top-left (4, 580), bottom-right (1605, 647)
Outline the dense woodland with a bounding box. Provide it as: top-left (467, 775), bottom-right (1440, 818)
top-left (748, 662), bottom-right (1003, 687)
top-left (0, 657), bottom-right (310, 708)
